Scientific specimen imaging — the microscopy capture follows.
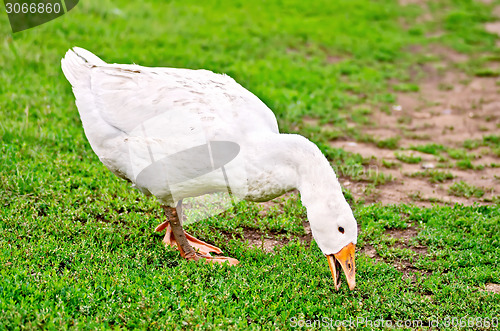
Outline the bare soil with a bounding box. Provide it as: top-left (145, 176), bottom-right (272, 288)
top-left (486, 283), bottom-right (500, 294)
top-left (330, 49), bottom-right (500, 206)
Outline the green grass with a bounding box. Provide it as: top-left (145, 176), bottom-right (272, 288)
top-left (1, 0), bottom-right (500, 328)
top-left (392, 83), bottom-right (420, 92)
top-left (474, 68), bottom-right (500, 77)
top-left (395, 152), bottom-right (422, 164)
top-left (456, 159), bottom-right (476, 170)
top-left (409, 170), bottom-right (455, 184)
top-left (2, 197), bottom-right (499, 328)
top-left (375, 136), bottom-right (401, 150)
top-left (410, 143), bottom-right (447, 156)
top-left (448, 181), bottom-right (486, 199)
top-left (447, 148), bottom-right (475, 160)
top-left (464, 135), bottom-right (500, 154)
top-left (382, 159), bottom-right (400, 169)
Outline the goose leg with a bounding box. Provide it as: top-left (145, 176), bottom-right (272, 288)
top-left (155, 205), bottom-right (239, 265)
top-left (176, 201), bottom-right (223, 255)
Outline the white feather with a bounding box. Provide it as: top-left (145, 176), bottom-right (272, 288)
top-left (61, 47), bottom-right (357, 255)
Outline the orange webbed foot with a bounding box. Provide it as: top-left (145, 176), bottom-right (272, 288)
top-left (155, 221), bottom-right (238, 265)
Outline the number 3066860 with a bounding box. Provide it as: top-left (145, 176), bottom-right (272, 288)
top-left (5, 2), bottom-right (61, 14)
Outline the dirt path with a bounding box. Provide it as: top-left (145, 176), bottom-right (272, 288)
top-left (330, 49), bottom-right (499, 206)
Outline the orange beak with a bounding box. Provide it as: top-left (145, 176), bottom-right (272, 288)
top-left (326, 242), bottom-right (356, 290)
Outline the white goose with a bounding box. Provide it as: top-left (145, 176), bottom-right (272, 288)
top-left (61, 47), bottom-right (358, 290)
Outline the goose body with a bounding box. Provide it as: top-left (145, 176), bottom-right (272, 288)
top-left (61, 47), bottom-right (358, 290)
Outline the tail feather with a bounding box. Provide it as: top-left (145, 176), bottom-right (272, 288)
top-left (61, 47), bottom-right (106, 87)
top-left (61, 47), bottom-right (121, 154)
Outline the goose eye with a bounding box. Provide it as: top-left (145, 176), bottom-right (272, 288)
top-left (338, 226), bottom-right (345, 234)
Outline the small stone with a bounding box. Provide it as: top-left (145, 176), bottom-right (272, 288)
top-left (442, 109), bottom-right (452, 115)
top-left (392, 105), bottom-right (402, 112)
top-left (422, 163), bottom-right (435, 169)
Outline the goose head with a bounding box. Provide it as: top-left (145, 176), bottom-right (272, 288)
top-left (306, 196), bottom-right (357, 290)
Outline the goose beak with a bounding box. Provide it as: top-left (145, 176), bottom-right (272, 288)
top-left (326, 242), bottom-right (356, 290)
